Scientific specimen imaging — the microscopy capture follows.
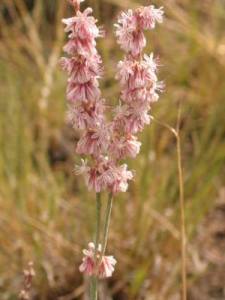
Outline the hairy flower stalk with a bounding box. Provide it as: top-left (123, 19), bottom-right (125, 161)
top-left (60, 1), bottom-right (163, 299)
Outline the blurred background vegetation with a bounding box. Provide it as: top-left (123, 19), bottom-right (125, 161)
top-left (0, 0), bottom-right (225, 299)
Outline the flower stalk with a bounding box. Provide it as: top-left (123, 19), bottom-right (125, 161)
top-left (95, 193), bottom-right (102, 258)
top-left (102, 193), bottom-right (113, 256)
top-left (90, 193), bottom-right (102, 300)
top-left (151, 106), bottom-right (187, 300)
top-left (60, 0), bottom-right (164, 299)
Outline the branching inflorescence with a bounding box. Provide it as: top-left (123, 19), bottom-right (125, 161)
top-left (60, 0), bottom-right (163, 297)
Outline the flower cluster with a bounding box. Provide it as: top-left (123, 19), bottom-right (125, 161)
top-left (115, 6), bottom-right (163, 56)
top-left (112, 6), bottom-right (164, 162)
top-left (61, 2), bottom-right (163, 192)
top-left (79, 242), bottom-right (117, 278)
top-left (75, 157), bottom-right (133, 193)
top-left (61, 0), bottom-right (135, 194)
top-left (61, 0), bottom-right (164, 282)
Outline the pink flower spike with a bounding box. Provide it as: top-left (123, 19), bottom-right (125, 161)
top-left (61, 2), bottom-right (164, 195)
top-left (98, 256), bottom-right (117, 278)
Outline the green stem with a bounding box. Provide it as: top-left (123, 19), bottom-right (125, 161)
top-left (90, 193), bottom-right (102, 300)
top-left (102, 193), bottom-right (113, 256)
top-left (95, 193), bottom-right (102, 256)
top-left (90, 277), bottom-right (97, 300)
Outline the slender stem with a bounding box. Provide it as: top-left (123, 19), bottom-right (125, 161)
top-left (151, 107), bottom-right (187, 299)
top-left (102, 193), bottom-right (113, 256)
top-left (150, 115), bottom-right (177, 137)
top-left (95, 193), bottom-right (102, 256)
top-left (90, 193), bottom-right (102, 300)
top-left (90, 277), bottom-right (97, 300)
top-left (176, 106), bottom-right (187, 300)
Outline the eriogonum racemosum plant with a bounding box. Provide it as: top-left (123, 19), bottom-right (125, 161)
top-left (60, 0), bottom-right (164, 299)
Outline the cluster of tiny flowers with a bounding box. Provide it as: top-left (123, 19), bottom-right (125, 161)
top-left (61, 0), bottom-right (134, 195)
top-left (79, 242), bottom-right (117, 278)
top-left (113, 6), bottom-right (164, 160)
top-left (61, 0), bottom-right (163, 279)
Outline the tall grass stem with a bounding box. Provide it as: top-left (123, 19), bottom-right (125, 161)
top-left (176, 106), bottom-right (187, 300)
top-left (150, 110), bottom-right (187, 299)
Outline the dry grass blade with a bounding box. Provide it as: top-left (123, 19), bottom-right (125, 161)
top-left (39, 1), bottom-right (67, 109)
top-left (13, 0), bottom-right (45, 71)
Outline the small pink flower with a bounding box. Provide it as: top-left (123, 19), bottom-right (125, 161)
top-left (121, 86), bottom-right (148, 103)
top-left (86, 167), bottom-right (110, 192)
top-left (86, 156), bottom-right (114, 192)
top-left (109, 135), bottom-right (141, 160)
top-left (67, 99), bottom-right (105, 130)
top-left (128, 30), bottom-right (146, 57)
top-left (116, 59), bottom-right (134, 85)
top-left (115, 10), bottom-right (144, 56)
top-left (79, 242), bottom-right (95, 276)
top-left (138, 6), bottom-right (164, 30)
top-left (60, 54), bottom-right (102, 84)
top-left (113, 103), bottom-right (151, 134)
top-left (79, 242), bottom-right (116, 278)
top-left (115, 9), bottom-right (137, 36)
top-left (62, 8), bottom-right (102, 41)
top-left (120, 78), bottom-right (163, 104)
top-left (115, 6), bottom-right (163, 56)
top-left (67, 79), bottom-right (100, 102)
top-left (109, 164), bottom-right (133, 194)
top-left (117, 55), bottom-right (158, 93)
top-left (63, 37), bottom-right (96, 55)
top-left (76, 125), bottom-right (110, 157)
top-left (143, 53), bottom-right (159, 74)
top-left (148, 80), bottom-right (165, 103)
top-left (115, 26), bottom-right (146, 56)
top-left (124, 106), bottom-right (151, 133)
top-left (98, 255), bottom-right (117, 278)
